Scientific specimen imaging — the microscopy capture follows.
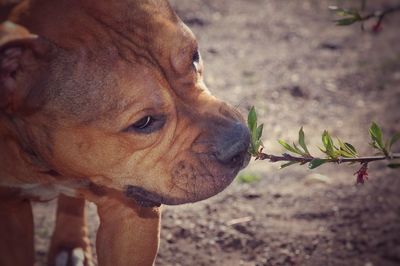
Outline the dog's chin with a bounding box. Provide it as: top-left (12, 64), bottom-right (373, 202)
top-left (125, 186), bottom-right (163, 208)
top-left (125, 153), bottom-right (251, 208)
top-left (125, 185), bottom-right (186, 207)
top-left (125, 185), bottom-right (200, 207)
top-left (131, 195), bottom-right (162, 208)
top-left (125, 165), bottom-right (247, 207)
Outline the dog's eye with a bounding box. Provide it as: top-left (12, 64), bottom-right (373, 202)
top-left (134, 116), bottom-right (153, 129)
top-left (192, 50), bottom-right (201, 72)
top-left (124, 116), bottom-right (165, 134)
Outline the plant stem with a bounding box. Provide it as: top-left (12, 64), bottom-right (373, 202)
top-left (257, 153), bottom-right (400, 165)
top-left (361, 5), bottom-right (400, 23)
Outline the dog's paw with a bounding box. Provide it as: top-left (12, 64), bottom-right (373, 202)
top-left (54, 247), bottom-right (90, 266)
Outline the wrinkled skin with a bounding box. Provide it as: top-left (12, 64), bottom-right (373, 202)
top-left (1, 0), bottom-right (250, 205)
top-left (0, 0), bottom-right (250, 265)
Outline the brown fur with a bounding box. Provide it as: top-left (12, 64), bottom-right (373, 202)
top-left (0, 1), bottom-right (249, 265)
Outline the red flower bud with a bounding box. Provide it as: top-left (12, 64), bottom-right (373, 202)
top-left (372, 21), bottom-right (383, 33)
top-left (354, 163), bottom-right (369, 185)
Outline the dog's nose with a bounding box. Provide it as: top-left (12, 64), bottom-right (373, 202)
top-left (215, 122), bottom-right (251, 168)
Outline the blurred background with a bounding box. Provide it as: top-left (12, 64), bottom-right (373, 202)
top-left (31, 0), bottom-right (400, 265)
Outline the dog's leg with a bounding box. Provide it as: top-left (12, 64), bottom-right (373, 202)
top-left (96, 198), bottom-right (161, 266)
top-left (0, 190), bottom-right (34, 266)
top-left (48, 194), bottom-right (93, 266)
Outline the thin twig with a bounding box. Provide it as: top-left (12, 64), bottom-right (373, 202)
top-left (257, 153), bottom-right (400, 164)
top-left (360, 5), bottom-right (400, 23)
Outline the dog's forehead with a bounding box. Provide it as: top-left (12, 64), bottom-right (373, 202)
top-left (13, 0), bottom-right (184, 49)
top-left (11, 0), bottom-right (199, 122)
top-left (13, 0), bottom-right (198, 77)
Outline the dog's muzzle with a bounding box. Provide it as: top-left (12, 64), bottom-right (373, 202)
top-left (125, 121), bottom-right (251, 207)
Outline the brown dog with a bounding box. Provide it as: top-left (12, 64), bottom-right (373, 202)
top-left (0, 0), bottom-right (250, 265)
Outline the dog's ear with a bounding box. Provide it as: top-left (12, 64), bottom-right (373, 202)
top-left (0, 21), bottom-right (51, 113)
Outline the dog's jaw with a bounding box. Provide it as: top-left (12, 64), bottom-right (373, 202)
top-left (125, 186), bottom-right (162, 208)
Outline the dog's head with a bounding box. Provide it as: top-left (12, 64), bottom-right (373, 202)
top-left (0, 0), bottom-right (250, 206)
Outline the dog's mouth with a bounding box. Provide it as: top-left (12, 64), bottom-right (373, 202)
top-left (125, 185), bottom-right (162, 208)
top-left (124, 151), bottom-right (251, 208)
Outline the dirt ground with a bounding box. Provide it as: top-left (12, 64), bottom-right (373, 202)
top-left (31, 0), bottom-right (400, 265)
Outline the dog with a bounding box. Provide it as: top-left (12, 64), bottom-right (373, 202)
top-left (0, 0), bottom-right (250, 265)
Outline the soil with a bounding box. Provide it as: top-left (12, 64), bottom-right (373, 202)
top-left (30, 0), bottom-right (400, 265)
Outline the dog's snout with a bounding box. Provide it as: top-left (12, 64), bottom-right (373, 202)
top-left (215, 122), bottom-right (250, 168)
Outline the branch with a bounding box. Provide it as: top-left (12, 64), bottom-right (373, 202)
top-left (330, 4), bottom-right (400, 28)
top-left (257, 153), bottom-right (400, 165)
top-left (361, 5), bottom-right (400, 21)
top-left (361, 5), bottom-right (400, 30)
top-left (246, 107), bottom-right (400, 184)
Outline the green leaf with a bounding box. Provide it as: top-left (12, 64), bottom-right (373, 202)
top-left (338, 149), bottom-right (354, 158)
top-left (344, 142), bottom-right (358, 156)
top-left (256, 139), bottom-right (263, 151)
top-left (280, 161), bottom-right (298, 169)
top-left (248, 146), bottom-right (255, 156)
top-left (293, 143), bottom-right (307, 156)
top-left (322, 131), bottom-right (332, 149)
top-left (249, 139), bottom-right (263, 156)
top-left (298, 127), bottom-right (310, 156)
top-left (247, 107), bottom-right (263, 157)
top-left (387, 163), bottom-right (400, 169)
top-left (249, 141), bottom-right (256, 155)
top-left (329, 6), bottom-right (357, 16)
top-left (319, 146), bottom-right (327, 154)
top-left (370, 142), bottom-right (381, 150)
top-left (389, 132), bottom-right (400, 150)
top-left (369, 122), bottom-right (384, 150)
top-left (247, 106), bottom-right (257, 132)
top-left (337, 139), bottom-right (357, 158)
top-left (256, 124), bottom-right (264, 141)
top-left (322, 131), bottom-right (336, 158)
top-left (337, 138), bottom-right (346, 150)
top-left (335, 17), bottom-right (359, 26)
top-left (278, 139), bottom-right (302, 155)
top-left (309, 159), bottom-right (328, 169)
